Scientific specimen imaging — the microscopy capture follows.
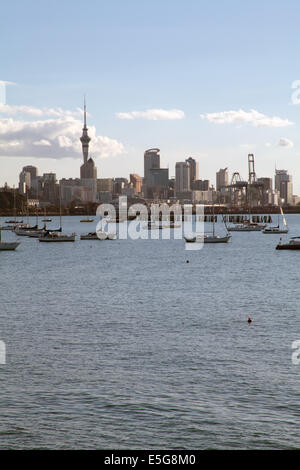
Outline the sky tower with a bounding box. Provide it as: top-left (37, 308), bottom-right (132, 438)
top-left (80, 96), bottom-right (91, 165)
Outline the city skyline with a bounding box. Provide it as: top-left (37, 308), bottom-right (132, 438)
top-left (1, 0), bottom-right (300, 192)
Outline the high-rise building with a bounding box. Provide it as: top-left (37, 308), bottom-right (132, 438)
top-left (43, 173), bottom-right (58, 203)
top-left (216, 168), bottom-right (229, 191)
top-left (143, 148), bottom-right (160, 197)
top-left (18, 170), bottom-right (31, 195)
top-left (148, 168), bottom-right (169, 199)
top-left (275, 169), bottom-right (293, 204)
top-left (185, 157), bottom-right (198, 186)
top-left (175, 162), bottom-right (190, 195)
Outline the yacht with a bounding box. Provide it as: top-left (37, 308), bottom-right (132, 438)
top-left (227, 221), bottom-right (266, 232)
top-left (184, 203), bottom-right (231, 244)
top-left (262, 207), bottom-right (288, 234)
top-left (38, 232), bottom-right (76, 242)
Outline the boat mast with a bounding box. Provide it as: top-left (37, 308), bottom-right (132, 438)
top-left (212, 186), bottom-right (215, 236)
top-left (59, 185), bottom-right (62, 229)
top-left (13, 185), bottom-right (16, 222)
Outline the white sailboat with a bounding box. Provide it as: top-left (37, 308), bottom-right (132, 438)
top-left (262, 207), bottom-right (288, 234)
top-left (185, 196), bottom-right (231, 244)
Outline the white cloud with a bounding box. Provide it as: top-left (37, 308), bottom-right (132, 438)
top-left (240, 143), bottom-right (256, 150)
top-left (116, 108), bottom-right (185, 120)
top-left (33, 139), bottom-right (51, 146)
top-left (0, 103), bottom-right (84, 119)
top-left (200, 109), bottom-right (294, 128)
top-left (277, 138), bottom-right (294, 148)
top-left (0, 116), bottom-right (125, 159)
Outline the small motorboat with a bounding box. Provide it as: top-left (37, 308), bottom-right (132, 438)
top-left (276, 236), bottom-right (300, 250)
top-left (80, 231), bottom-right (116, 240)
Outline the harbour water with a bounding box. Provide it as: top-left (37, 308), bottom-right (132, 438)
top-left (0, 215), bottom-right (300, 449)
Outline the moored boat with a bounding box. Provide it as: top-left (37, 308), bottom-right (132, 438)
top-left (38, 232), bottom-right (76, 242)
top-left (276, 236), bottom-right (300, 250)
top-left (263, 207), bottom-right (288, 234)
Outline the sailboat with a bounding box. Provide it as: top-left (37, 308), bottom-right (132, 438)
top-left (39, 187), bottom-right (76, 242)
top-left (42, 208), bottom-right (52, 222)
top-left (262, 206), bottom-right (288, 234)
top-left (184, 197), bottom-right (231, 243)
top-left (0, 224), bottom-right (20, 251)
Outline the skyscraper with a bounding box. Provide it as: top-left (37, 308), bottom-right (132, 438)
top-left (275, 169), bottom-right (293, 204)
top-left (143, 148), bottom-right (160, 198)
top-left (175, 162), bottom-right (190, 195)
top-left (185, 157), bottom-right (198, 186)
top-left (216, 168), bottom-right (229, 191)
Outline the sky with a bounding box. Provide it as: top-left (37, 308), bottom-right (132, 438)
top-left (1, 0), bottom-right (300, 192)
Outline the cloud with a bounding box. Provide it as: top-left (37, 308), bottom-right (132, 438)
top-left (116, 108), bottom-right (185, 120)
top-left (0, 103), bottom-right (84, 119)
top-left (200, 109), bottom-right (294, 128)
top-left (265, 142), bottom-right (272, 147)
top-left (277, 138), bottom-right (294, 148)
top-left (0, 116), bottom-right (125, 159)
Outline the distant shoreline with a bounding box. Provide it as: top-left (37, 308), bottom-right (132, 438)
top-left (1, 206), bottom-right (300, 217)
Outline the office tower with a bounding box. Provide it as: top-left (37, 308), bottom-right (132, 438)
top-left (275, 169), bottom-right (293, 204)
top-left (144, 148), bottom-right (160, 197)
top-left (43, 173), bottom-right (58, 203)
top-left (185, 157), bottom-right (198, 186)
top-left (175, 162), bottom-right (190, 194)
top-left (216, 168), bottom-right (229, 191)
top-left (19, 170), bottom-right (31, 195)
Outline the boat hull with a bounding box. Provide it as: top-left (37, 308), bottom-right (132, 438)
top-left (185, 235), bottom-right (231, 243)
top-left (276, 243), bottom-right (300, 250)
top-left (39, 237), bottom-right (75, 242)
top-left (263, 229), bottom-right (289, 234)
top-left (0, 242), bottom-right (20, 251)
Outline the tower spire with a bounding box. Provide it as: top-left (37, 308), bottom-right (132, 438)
top-left (80, 95), bottom-right (91, 165)
top-left (84, 94), bottom-right (87, 128)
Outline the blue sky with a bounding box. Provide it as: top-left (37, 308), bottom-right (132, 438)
top-left (1, 0), bottom-right (300, 192)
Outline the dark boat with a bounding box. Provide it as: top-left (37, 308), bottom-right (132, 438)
top-left (276, 236), bottom-right (300, 250)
